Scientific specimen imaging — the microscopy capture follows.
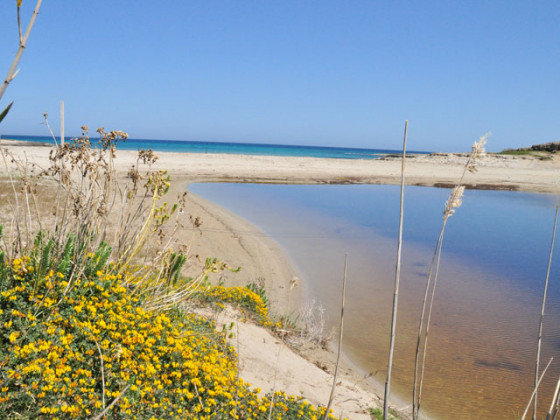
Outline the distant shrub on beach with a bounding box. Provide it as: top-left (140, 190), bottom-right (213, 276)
top-left (500, 141), bottom-right (560, 157)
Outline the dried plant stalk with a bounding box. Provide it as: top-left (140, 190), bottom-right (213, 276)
top-left (383, 120), bottom-right (408, 419)
top-left (533, 205), bottom-right (559, 419)
top-left (324, 254), bottom-right (348, 419)
top-left (522, 358), bottom-right (554, 420)
top-left (0, 0), bottom-right (43, 102)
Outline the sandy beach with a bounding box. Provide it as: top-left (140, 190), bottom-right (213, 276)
top-left (2, 140), bottom-right (560, 194)
top-left (2, 141), bottom-right (559, 418)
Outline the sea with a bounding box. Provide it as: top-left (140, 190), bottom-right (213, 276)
top-left (6, 135), bottom-right (560, 419)
top-left (2, 134), bottom-right (426, 160)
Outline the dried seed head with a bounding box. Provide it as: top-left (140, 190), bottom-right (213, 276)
top-left (189, 215), bottom-right (202, 228)
top-left (139, 149), bottom-right (158, 165)
top-left (443, 185), bottom-right (465, 220)
top-left (467, 132), bottom-right (490, 173)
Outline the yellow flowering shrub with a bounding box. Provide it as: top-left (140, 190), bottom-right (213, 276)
top-left (197, 285), bottom-right (270, 326)
top-left (0, 252), bottom-right (337, 419)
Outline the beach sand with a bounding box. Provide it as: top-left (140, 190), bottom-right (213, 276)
top-left (2, 140), bottom-right (560, 194)
top-left (3, 142), bottom-right (559, 418)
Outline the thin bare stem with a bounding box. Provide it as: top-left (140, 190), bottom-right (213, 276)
top-left (522, 357), bottom-right (554, 420)
top-left (0, 0), bottom-right (43, 102)
top-left (554, 385), bottom-right (560, 420)
top-left (234, 321), bottom-right (240, 420)
top-left (93, 339), bottom-right (106, 410)
top-left (193, 382), bottom-right (205, 411)
top-left (416, 223), bottom-right (447, 416)
top-left (43, 113), bottom-right (60, 147)
top-left (412, 224), bottom-right (445, 419)
top-left (1, 149), bottom-right (24, 253)
top-left (17, 4), bottom-right (22, 45)
top-left (384, 120), bottom-right (408, 419)
top-left (268, 341), bottom-right (283, 419)
top-left (546, 374), bottom-right (560, 420)
top-left (324, 254), bottom-right (348, 419)
top-left (91, 385), bottom-right (130, 420)
top-left (533, 205), bottom-right (559, 419)
top-left (60, 101), bottom-right (65, 145)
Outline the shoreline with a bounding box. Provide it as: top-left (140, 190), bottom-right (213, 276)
top-left (181, 185), bottom-right (415, 419)
top-left (2, 143), bottom-right (560, 194)
top-left (177, 182), bottom-right (305, 315)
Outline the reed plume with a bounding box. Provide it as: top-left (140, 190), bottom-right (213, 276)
top-left (412, 133), bottom-right (488, 420)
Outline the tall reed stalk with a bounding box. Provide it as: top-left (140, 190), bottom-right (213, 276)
top-left (412, 134), bottom-right (488, 420)
top-left (533, 205), bottom-right (559, 419)
top-left (546, 375), bottom-right (560, 420)
top-left (324, 254), bottom-right (348, 420)
top-left (383, 120), bottom-right (408, 419)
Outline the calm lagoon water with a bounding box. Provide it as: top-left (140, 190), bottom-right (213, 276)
top-left (190, 183), bottom-right (560, 420)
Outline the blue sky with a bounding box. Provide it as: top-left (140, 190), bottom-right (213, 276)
top-left (0, 1), bottom-right (558, 152)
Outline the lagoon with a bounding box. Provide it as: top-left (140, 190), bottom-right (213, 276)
top-left (190, 183), bottom-right (560, 419)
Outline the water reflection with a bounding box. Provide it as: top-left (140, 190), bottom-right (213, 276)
top-left (190, 183), bottom-right (560, 419)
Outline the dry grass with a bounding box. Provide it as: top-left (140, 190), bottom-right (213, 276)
top-left (0, 128), bottom-right (220, 310)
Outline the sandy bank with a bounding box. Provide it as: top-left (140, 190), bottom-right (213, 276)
top-left (176, 182), bottom-right (303, 315)
top-left (2, 141), bottom-right (560, 194)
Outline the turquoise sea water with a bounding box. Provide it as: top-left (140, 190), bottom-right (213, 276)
top-left (3, 134), bottom-right (429, 160)
top-left (189, 183), bottom-right (560, 420)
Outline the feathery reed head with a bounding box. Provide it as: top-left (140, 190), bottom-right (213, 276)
top-left (443, 185), bottom-right (465, 220)
top-left (467, 132), bottom-right (490, 173)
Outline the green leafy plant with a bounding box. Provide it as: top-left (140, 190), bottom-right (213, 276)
top-left (370, 406), bottom-right (400, 420)
top-left (246, 279), bottom-right (270, 309)
top-left (0, 101), bottom-right (13, 124)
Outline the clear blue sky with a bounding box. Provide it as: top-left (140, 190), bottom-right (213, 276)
top-left (0, 1), bottom-right (558, 152)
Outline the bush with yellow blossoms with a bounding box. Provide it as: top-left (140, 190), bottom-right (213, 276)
top-left (0, 236), bottom-right (337, 419)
